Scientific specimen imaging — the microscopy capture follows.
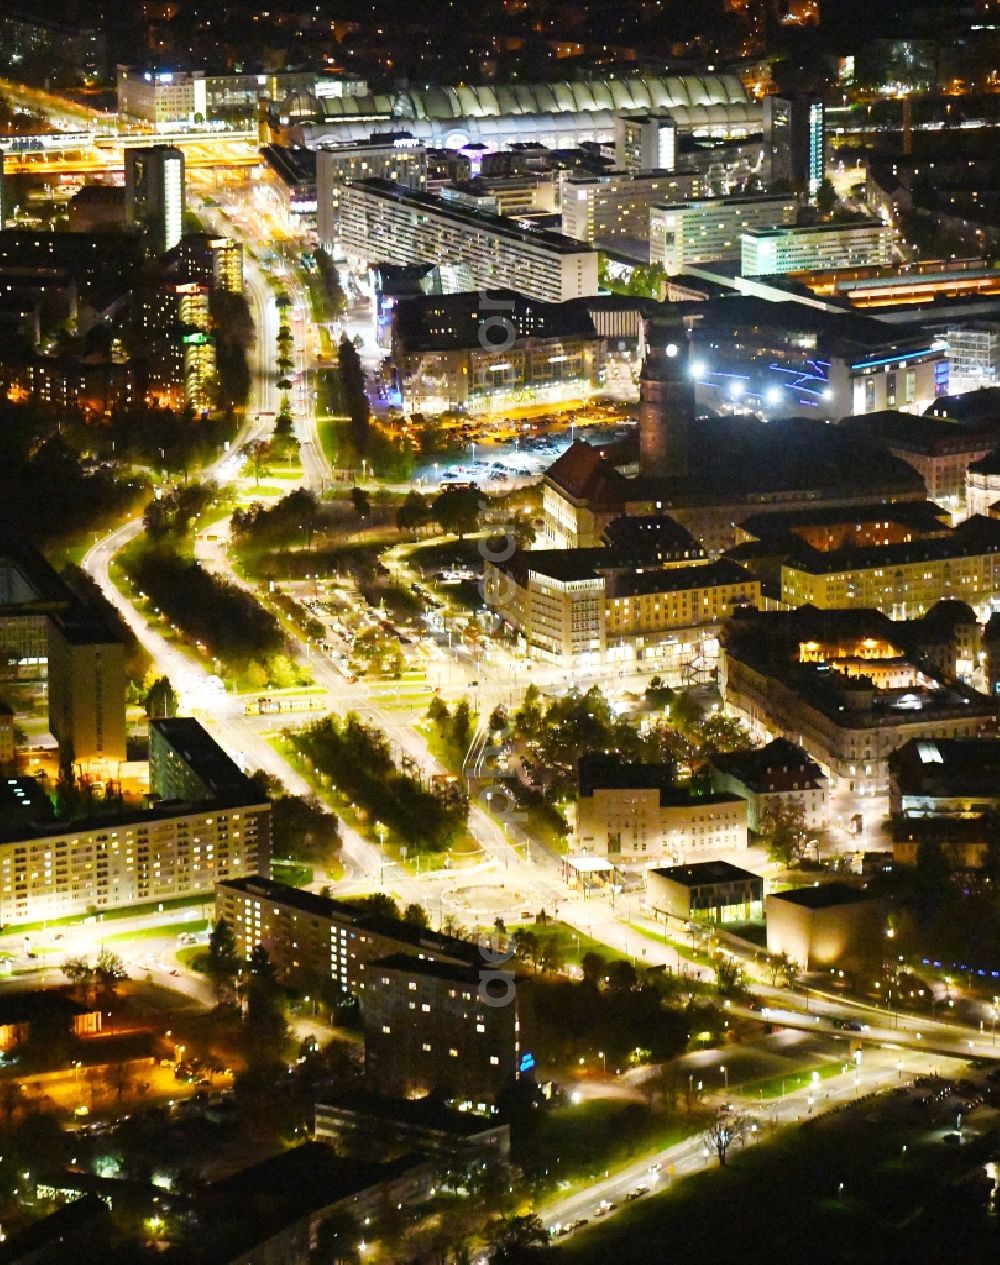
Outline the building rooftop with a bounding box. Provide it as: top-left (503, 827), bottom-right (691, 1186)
top-left (738, 500), bottom-right (951, 543)
top-left (393, 289), bottom-right (596, 354)
top-left (371, 952), bottom-right (481, 984)
top-left (545, 440), bottom-right (629, 507)
top-left (0, 988), bottom-right (92, 1026)
top-left (316, 74), bottom-right (751, 124)
top-left (769, 882), bottom-right (878, 910)
top-left (578, 753), bottom-right (674, 798)
top-left (782, 514), bottom-right (1000, 575)
top-left (151, 717), bottom-right (260, 804)
top-left (210, 1142), bottom-right (411, 1205)
top-left (317, 1091), bottom-right (501, 1138)
top-left (0, 537), bottom-right (75, 610)
top-left (889, 737), bottom-right (1000, 801)
top-left (601, 514), bottom-right (703, 560)
top-left (606, 559), bottom-right (756, 599)
top-left (968, 449), bottom-right (1000, 477)
top-left (650, 860), bottom-right (761, 887)
top-left (260, 143), bottom-right (317, 187)
top-left (711, 738), bottom-right (826, 792)
top-left (349, 178), bottom-right (595, 254)
top-left (219, 875), bottom-right (479, 965)
top-left (742, 219), bottom-right (887, 240)
top-left (722, 607), bottom-right (995, 731)
top-left (838, 410), bottom-right (1000, 456)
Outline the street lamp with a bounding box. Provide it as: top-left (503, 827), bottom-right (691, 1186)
top-left (720, 1064), bottom-right (728, 1091)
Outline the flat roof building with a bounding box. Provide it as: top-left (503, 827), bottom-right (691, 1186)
top-left (575, 752), bottom-right (748, 865)
top-left (651, 194), bottom-right (799, 275)
top-left (562, 171), bottom-right (703, 251)
top-left (742, 220), bottom-right (894, 277)
top-left (391, 288), bottom-right (600, 415)
top-left (362, 953), bottom-right (520, 1103)
top-left (215, 874), bottom-right (477, 996)
top-left (645, 860), bottom-right (763, 924)
top-left (46, 612), bottom-right (126, 766)
top-left (338, 178), bottom-right (598, 303)
top-left (766, 882), bottom-right (885, 973)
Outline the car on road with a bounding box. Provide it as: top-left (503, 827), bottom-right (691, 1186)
top-left (594, 1201), bottom-right (617, 1217)
top-left (625, 1186), bottom-right (649, 1202)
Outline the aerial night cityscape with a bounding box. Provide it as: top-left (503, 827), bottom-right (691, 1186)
top-left (1, 0), bottom-right (1000, 1260)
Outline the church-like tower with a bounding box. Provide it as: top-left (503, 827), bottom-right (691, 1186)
top-left (638, 321), bottom-right (694, 479)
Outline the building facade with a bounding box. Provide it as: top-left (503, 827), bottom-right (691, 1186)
top-left (645, 860), bottom-right (763, 924)
top-left (391, 289), bottom-right (600, 416)
top-left (720, 609), bottom-right (997, 796)
top-left (117, 67), bottom-right (207, 125)
top-left (561, 171), bottom-right (703, 248)
top-left (316, 137), bottom-right (428, 251)
top-left (575, 754), bottom-right (748, 864)
top-left (215, 874), bottom-right (476, 997)
top-left (46, 615), bottom-right (126, 767)
top-left (362, 955), bottom-right (520, 1103)
top-left (763, 93), bottom-right (824, 199)
top-left (741, 220), bottom-right (893, 276)
top-left (0, 798), bottom-right (268, 925)
top-left (779, 515), bottom-right (1000, 622)
top-left (710, 738), bottom-right (828, 832)
top-left (765, 884), bottom-right (885, 972)
top-left (615, 111), bottom-right (678, 172)
top-left (650, 194), bottom-right (799, 274)
top-left (125, 146), bottom-right (185, 255)
top-left (338, 179), bottom-right (598, 303)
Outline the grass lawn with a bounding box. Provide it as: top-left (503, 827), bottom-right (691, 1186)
top-left (528, 1098), bottom-right (707, 1194)
top-left (103, 919), bottom-right (209, 944)
top-left (271, 860), bottom-right (314, 887)
top-left (7, 895), bottom-right (209, 936)
top-left (554, 1086), bottom-right (1000, 1265)
top-left (510, 921), bottom-right (634, 970)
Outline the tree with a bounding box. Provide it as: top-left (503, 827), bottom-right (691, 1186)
top-left (207, 918), bottom-right (241, 1004)
top-left (767, 951), bottom-right (798, 988)
top-left (512, 928), bottom-right (539, 969)
top-left (816, 177), bottom-right (839, 216)
top-left (606, 959), bottom-right (638, 993)
top-left (487, 1214), bottom-right (550, 1264)
top-left (396, 490), bottom-right (428, 535)
top-left (349, 893), bottom-right (401, 922)
top-left (271, 795), bottom-right (341, 867)
top-left (94, 949), bottom-right (127, 1007)
top-left (247, 440), bottom-right (270, 486)
top-left (451, 699), bottom-right (473, 754)
top-left (350, 486), bottom-right (371, 521)
top-left (581, 950), bottom-right (606, 987)
top-left (311, 1209), bottom-right (361, 1264)
top-left (714, 953), bottom-right (748, 999)
top-left (145, 675), bottom-right (177, 719)
top-left (403, 902), bottom-right (430, 929)
top-left (143, 499), bottom-right (170, 540)
top-left (62, 955), bottom-right (93, 999)
top-left (432, 486), bottom-right (481, 538)
top-left (760, 800), bottom-right (808, 866)
top-left (705, 1109), bottom-right (747, 1166)
top-left (242, 946), bottom-right (287, 1065)
top-left (339, 335), bottom-right (370, 451)
top-left (645, 675), bottom-right (674, 709)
